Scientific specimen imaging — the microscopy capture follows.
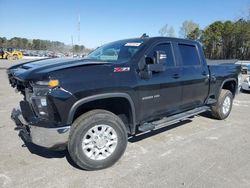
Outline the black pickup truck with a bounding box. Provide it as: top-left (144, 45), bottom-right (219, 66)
top-left (8, 37), bottom-right (240, 170)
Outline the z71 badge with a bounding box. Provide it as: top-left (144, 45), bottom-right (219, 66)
top-left (114, 67), bottom-right (130, 72)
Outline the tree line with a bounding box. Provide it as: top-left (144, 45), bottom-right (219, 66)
top-left (0, 37), bottom-right (86, 54)
top-left (159, 18), bottom-right (250, 60)
top-left (1, 15), bottom-right (250, 59)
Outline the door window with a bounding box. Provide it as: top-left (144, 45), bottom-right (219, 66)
top-left (178, 44), bottom-right (200, 66)
top-left (147, 43), bottom-right (175, 67)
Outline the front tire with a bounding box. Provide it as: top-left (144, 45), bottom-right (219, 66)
top-left (68, 110), bottom-right (128, 170)
top-left (211, 89), bottom-right (233, 120)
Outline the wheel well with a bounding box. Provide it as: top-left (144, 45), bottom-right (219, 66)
top-left (222, 80), bottom-right (237, 97)
top-left (72, 97), bottom-right (134, 134)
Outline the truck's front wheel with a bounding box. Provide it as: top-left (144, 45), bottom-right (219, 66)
top-left (68, 110), bottom-right (128, 170)
top-left (211, 89), bottom-right (233, 120)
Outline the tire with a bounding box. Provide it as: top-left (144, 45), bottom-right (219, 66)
top-left (68, 110), bottom-right (128, 170)
top-left (211, 89), bottom-right (233, 120)
top-left (7, 55), bottom-right (13, 60)
top-left (13, 55), bottom-right (18, 60)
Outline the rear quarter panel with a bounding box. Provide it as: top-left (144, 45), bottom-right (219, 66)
top-left (208, 64), bottom-right (241, 100)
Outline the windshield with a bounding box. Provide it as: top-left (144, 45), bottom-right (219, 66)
top-left (84, 40), bottom-right (143, 63)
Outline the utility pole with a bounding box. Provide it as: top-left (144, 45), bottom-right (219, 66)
top-left (71, 35), bottom-right (74, 57)
top-left (78, 14), bottom-right (80, 45)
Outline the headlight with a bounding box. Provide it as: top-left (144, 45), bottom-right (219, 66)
top-left (30, 85), bottom-right (49, 117)
top-left (35, 79), bottom-right (59, 88)
top-left (27, 79), bottom-right (59, 118)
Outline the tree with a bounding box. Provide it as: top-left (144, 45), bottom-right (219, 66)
top-left (0, 37), bottom-right (7, 47)
top-left (168, 26), bottom-right (175, 37)
top-left (221, 21), bottom-right (234, 59)
top-left (179, 20), bottom-right (199, 38)
top-left (32, 39), bottom-right (41, 50)
top-left (159, 24), bottom-right (176, 37)
top-left (234, 19), bottom-right (250, 59)
top-left (159, 24), bottom-right (169, 36)
top-left (187, 27), bottom-right (202, 40)
top-left (202, 21), bottom-right (224, 59)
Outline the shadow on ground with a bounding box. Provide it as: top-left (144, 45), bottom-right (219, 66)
top-left (16, 111), bottom-right (216, 169)
top-left (129, 119), bottom-right (193, 143)
top-left (19, 136), bottom-right (82, 170)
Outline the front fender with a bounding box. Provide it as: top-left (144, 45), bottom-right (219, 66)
top-left (67, 93), bottom-right (136, 134)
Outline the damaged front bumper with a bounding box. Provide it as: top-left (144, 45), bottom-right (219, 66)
top-left (11, 108), bottom-right (70, 150)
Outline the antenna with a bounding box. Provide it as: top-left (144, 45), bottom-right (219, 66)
top-left (140, 33), bottom-right (149, 38)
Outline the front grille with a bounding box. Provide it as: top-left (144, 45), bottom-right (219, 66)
top-left (8, 73), bottom-right (30, 95)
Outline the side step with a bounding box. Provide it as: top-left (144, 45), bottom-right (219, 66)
top-left (138, 106), bottom-right (210, 132)
top-left (206, 98), bottom-right (217, 105)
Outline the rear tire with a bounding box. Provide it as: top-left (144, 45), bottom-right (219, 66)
top-left (68, 110), bottom-right (128, 170)
top-left (211, 89), bottom-right (233, 120)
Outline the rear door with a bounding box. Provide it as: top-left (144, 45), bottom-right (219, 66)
top-left (177, 43), bottom-right (209, 110)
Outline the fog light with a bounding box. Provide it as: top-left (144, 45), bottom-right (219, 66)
top-left (31, 97), bottom-right (48, 117)
top-left (39, 111), bottom-right (46, 115)
top-left (40, 98), bottom-right (47, 106)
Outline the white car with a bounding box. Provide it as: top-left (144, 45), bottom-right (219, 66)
top-left (241, 76), bottom-right (250, 91)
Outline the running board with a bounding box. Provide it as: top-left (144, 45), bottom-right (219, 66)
top-left (138, 106), bottom-right (210, 132)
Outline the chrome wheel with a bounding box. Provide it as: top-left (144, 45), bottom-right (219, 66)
top-left (222, 96), bottom-right (231, 115)
top-left (82, 124), bottom-right (118, 160)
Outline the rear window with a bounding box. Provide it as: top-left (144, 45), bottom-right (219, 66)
top-left (178, 44), bottom-right (200, 66)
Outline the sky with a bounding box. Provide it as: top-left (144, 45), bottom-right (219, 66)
top-left (0, 0), bottom-right (249, 48)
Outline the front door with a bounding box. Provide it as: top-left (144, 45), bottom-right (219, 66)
top-left (136, 42), bottom-right (182, 122)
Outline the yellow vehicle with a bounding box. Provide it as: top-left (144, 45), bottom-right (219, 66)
top-left (0, 48), bottom-right (23, 60)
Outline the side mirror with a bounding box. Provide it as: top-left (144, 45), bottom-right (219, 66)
top-left (138, 51), bottom-right (166, 79)
top-left (146, 63), bottom-right (166, 72)
top-left (146, 50), bottom-right (166, 72)
top-left (154, 50), bottom-right (167, 64)
top-left (139, 63), bottom-right (165, 79)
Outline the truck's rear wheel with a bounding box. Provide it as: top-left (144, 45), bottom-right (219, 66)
top-left (211, 89), bottom-right (233, 120)
top-left (68, 110), bottom-right (128, 170)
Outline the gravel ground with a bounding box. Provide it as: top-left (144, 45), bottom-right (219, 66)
top-left (0, 59), bottom-right (250, 188)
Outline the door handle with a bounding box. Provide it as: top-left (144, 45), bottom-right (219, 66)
top-left (202, 71), bottom-right (207, 76)
top-left (172, 74), bottom-right (180, 79)
top-left (202, 72), bottom-right (210, 79)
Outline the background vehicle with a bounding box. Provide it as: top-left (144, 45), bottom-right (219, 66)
top-left (241, 76), bottom-right (250, 92)
top-left (241, 65), bottom-right (248, 74)
top-left (8, 37), bottom-right (240, 170)
top-left (0, 48), bottom-right (23, 60)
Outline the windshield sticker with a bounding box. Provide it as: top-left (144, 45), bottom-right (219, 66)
top-left (124, 42), bottom-right (142, 47)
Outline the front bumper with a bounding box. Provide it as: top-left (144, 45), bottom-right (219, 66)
top-left (11, 108), bottom-right (70, 150)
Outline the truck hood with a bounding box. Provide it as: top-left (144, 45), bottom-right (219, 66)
top-left (7, 58), bottom-right (111, 81)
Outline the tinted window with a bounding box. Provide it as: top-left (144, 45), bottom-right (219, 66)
top-left (147, 43), bottom-right (175, 67)
top-left (178, 44), bottom-right (200, 66)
